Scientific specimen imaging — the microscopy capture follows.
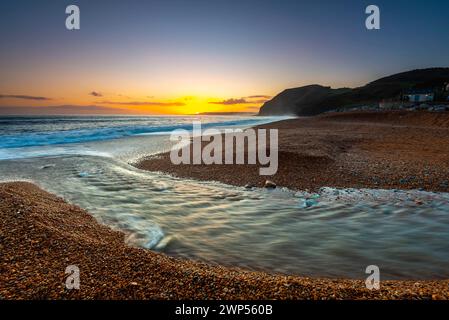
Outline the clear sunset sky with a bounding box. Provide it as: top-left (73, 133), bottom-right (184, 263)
top-left (1, 0), bottom-right (448, 115)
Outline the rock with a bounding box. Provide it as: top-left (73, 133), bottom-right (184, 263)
top-left (40, 164), bottom-right (55, 169)
top-left (244, 184), bottom-right (255, 189)
top-left (300, 199), bottom-right (318, 208)
top-left (264, 180), bottom-right (276, 189)
top-left (399, 178), bottom-right (409, 184)
top-left (415, 199), bottom-right (423, 205)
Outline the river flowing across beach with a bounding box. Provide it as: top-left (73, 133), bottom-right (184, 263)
top-left (1, 115), bottom-right (449, 280)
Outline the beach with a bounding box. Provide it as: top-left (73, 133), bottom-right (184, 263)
top-left (1, 181), bottom-right (449, 300)
top-left (136, 111), bottom-right (449, 193)
top-left (2, 0), bottom-right (449, 305)
top-left (1, 111), bottom-right (449, 299)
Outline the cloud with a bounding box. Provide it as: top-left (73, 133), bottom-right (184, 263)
top-left (100, 100), bottom-right (186, 107)
top-left (209, 98), bottom-right (249, 105)
top-left (0, 105), bottom-right (131, 115)
top-left (0, 94), bottom-right (51, 101)
top-left (245, 95), bottom-right (271, 99)
top-left (89, 91), bottom-right (103, 97)
top-left (209, 95), bottom-right (271, 105)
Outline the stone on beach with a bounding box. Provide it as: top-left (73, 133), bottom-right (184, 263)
top-left (264, 180), bottom-right (276, 189)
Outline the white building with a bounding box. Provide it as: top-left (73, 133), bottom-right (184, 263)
top-left (404, 91), bottom-right (434, 103)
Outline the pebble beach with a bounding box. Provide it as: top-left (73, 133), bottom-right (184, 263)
top-left (2, 111), bottom-right (449, 299)
top-left (1, 182), bottom-right (449, 300)
top-left (136, 111), bottom-right (449, 193)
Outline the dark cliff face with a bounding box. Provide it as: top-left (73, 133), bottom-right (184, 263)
top-left (258, 85), bottom-right (351, 116)
top-left (258, 68), bottom-right (449, 116)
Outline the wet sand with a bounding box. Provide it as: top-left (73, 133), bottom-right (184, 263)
top-left (136, 111), bottom-right (449, 192)
top-left (1, 181), bottom-right (448, 300)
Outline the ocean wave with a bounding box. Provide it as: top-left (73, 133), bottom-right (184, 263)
top-left (0, 116), bottom-right (278, 149)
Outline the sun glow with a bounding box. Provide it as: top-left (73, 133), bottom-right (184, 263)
top-left (0, 93), bottom-right (266, 115)
top-left (94, 95), bottom-right (264, 115)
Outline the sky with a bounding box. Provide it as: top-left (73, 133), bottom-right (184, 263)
top-left (0, 0), bottom-right (448, 115)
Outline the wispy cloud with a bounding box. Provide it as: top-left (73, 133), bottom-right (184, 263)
top-left (245, 95), bottom-right (271, 99)
top-left (0, 105), bottom-right (131, 115)
top-left (0, 94), bottom-right (52, 101)
top-left (209, 95), bottom-right (271, 105)
top-left (100, 100), bottom-right (186, 107)
top-left (209, 98), bottom-right (249, 105)
top-left (89, 91), bottom-right (103, 97)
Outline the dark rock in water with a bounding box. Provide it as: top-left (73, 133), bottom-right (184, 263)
top-left (264, 180), bottom-right (276, 189)
top-left (300, 198), bottom-right (318, 208)
top-left (244, 184), bottom-right (255, 189)
top-left (41, 164), bottom-right (55, 169)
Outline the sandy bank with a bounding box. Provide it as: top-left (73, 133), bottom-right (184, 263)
top-left (136, 111), bottom-right (449, 193)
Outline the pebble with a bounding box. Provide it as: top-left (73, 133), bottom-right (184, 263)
top-left (264, 180), bottom-right (276, 189)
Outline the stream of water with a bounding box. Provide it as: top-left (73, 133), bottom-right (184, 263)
top-left (1, 115), bottom-right (449, 279)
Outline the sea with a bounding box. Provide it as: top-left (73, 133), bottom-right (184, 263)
top-left (1, 115), bottom-right (449, 279)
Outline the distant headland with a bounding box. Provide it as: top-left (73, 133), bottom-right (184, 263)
top-left (259, 68), bottom-right (449, 116)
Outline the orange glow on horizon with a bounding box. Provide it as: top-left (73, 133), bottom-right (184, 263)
top-left (0, 94), bottom-right (268, 115)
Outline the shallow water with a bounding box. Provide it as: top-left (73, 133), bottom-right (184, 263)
top-left (1, 116), bottom-right (449, 280)
top-left (0, 115), bottom-right (279, 159)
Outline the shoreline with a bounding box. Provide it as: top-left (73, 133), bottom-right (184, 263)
top-left (2, 110), bottom-right (449, 299)
top-left (1, 181), bottom-right (448, 300)
top-left (136, 111), bottom-right (449, 193)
